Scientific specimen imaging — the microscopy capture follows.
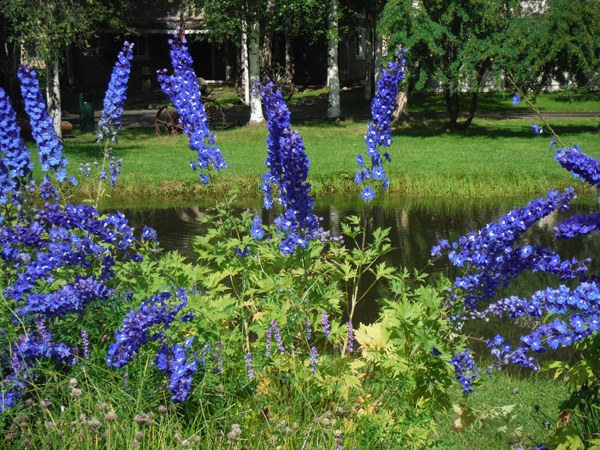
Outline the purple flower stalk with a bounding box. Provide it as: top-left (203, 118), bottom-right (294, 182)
top-left (97, 41), bottom-right (134, 143)
top-left (310, 346), bottom-right (318, 375)
top-left (347, 322), bottom-right (354, 353)
top-left (304, 317), bottom-right (312, 340)
top-left (18, 65), bottom-right (73, 197)
top-left (450, 349), bottom-right (478, 394)
top-left (81, 328), bottom-right (90, 360)
top-left (271, 320), bottom-right (285, 354)
top-left (355, 49), bottom-right (408, 202)
top-left (256, 82), bottom-right (320, 254)
top-left (245, 352), bottom-right (255, 380)
top-left (157, 21), bottom-right (226, 183)
top-left (321, 311), bottom-right (330, 339)
top-left (0, 87), bottom-right (33, 213)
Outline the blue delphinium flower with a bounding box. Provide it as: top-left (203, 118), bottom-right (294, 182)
top-left (355, 49), bottom-right (408, 202)
top-left (450, 349), bottom-right (478, 394)
top-left (236, 246), bottom-right (249, 257)
top-left (141, 225), bottom-right (158, 242)
top-left (531, 123), bottom-right (543, 135)
top-left (512, 93), bottom-right (521, 106)
top-left (361, 186), bottom-right (376, 202)
top-left (157, 25), bottom-right (226, 183)
top-left (106, 290), bottom-right (188, 369)
top-left (18, 65), bottom-right (70, 198)
top-left (0, 87), bottom-right (34, 212)
top-left (251, 215), bottom-right (265, 239)
top-left (256, 82), bottom-right (320, 254)
top-left (97, 41), bottom-right (134, 143)
top-left (155, 337), bottom-right (198, 403)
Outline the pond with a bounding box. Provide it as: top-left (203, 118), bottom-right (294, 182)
top-left (119, 195), bottom-right (600, 363)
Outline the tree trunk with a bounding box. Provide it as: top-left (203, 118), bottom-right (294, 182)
top-left (364, 21), bottom-right (373, 101)
top-left (392, 90), bottom-right (408, 121)
top-left (326, 0), bottom-right (340, 119)
top-left (261, 0), bottom-right (275, 74)
top-left (241, 22), bottom-right (250, 105)
top-left (248, 20), bottom-right (265, 124)
top-left (373, 32), bottom-right (383, 94)
top-left (285, 27), bottom-right (294, 76)
top-left (455, 66), bottom-right (487, 130)
top-left (444, 86), bottom-right (459, 130)
top-left (46, 56), bottom-right (63, 141)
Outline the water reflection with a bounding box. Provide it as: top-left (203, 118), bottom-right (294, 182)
top-left (118, 195), bottom-right (600, 362)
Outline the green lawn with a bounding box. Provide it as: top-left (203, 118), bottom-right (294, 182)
top-left (29, 116), bottom-right (600, 206)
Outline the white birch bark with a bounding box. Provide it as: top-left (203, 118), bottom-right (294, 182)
top-left (248, 20), bottom-right (265, 124)
top-left (374, 34), bottom-right (383, 95)
top-left (46, 56), bottom-right (62, 141)
top-left (326, 0), bottom-right (340, 119)
top-left (241, 21), bottom-right (250, 105)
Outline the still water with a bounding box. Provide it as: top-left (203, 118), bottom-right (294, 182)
top-left (120, 195), bottom-right (600, 361)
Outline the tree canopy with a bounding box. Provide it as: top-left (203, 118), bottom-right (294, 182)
top-left (379, 0), bottom-right (600, 129)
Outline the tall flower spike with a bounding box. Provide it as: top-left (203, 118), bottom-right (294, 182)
top-left (257, 82), bottom-right (320, 254)
top-left (157, 21), bottom-right (226, 183)
top-left (0, 87), bottom-right (34, 213)
top-left (97, 41), bottom-right (134, 143)
top-left (356, 48), bottom-right (408, 202)
top-left (18, 65), bottom-right (70, 192)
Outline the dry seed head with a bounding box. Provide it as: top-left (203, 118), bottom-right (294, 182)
top-left (293, 421), bottom-right (299, 430)
top-left (336, 406), bottom-right (346, 416)
top-left (133, 414), bottom-right (145, 424)
top-left (45, 421), bottom-right (56, 431)
top-left (70, 388), bottom-right (83, 398)
top-left (227, 423), bottom-right (242, 442)
top-left (268, 417), bottom-right (277, 425)
top-left (135, 431), bottom-right (144, 441)
top-left (104, 412), bottom-right (117, 424)
top-left (25, 399), bottom-right (33, 407)
top-left (174, 431), bottom-right (183, 441)
top-left (98, 403), bottom-right (108, 412)
top-left (88, 419), bottom-right (102, 432)
top-left (331, 418), bottom-right (338, 427)
top-left (157, 405), bottom-right (167, 416)
top-left (68, 378), bottom-right (78, 389)
top-left (79, 413), bottom-right (87, 422)
top-left (16, 414), bottom-right (29, 423)
top-left (268, 435), bottom-right (278, 445)
top-left (324, 411), bottom-right (332, 419)
top-left (283, 427), bottom-right (293, 436)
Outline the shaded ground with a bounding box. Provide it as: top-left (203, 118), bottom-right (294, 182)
top-left (60, 87), bottom-right (600, 133)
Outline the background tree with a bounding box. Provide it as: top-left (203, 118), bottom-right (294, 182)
top-left (504, 0), bottom-right (600, 94)
top-left (379, 0), bottom-right (519, 130)
top-left (0, 0), bottom-right (132, 140)
top-left (380, 0), bottom-right (600, 130)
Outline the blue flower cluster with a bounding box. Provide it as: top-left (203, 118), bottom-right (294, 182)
top-left (355, 49), bottom-right (408, 202)
top-left (436, 143), bottom-right (600, 380)
top-left (97, 41), bottom-right (134, 143)
top-left (555, 145), bottom-right (600, 197)
top-left (433, 189), bottom-right (579, 310)
top-left (449, 349), bottom-right (478, 394)
top-left (155, 337), bottom-right (199, 402)
top-left (512, 93), bottom-right (521, 106)
top-left (18, 65), bottom-right (73, 197)
top-left (157, 26), bottom-right (226, 183)
top-left (0, 87), bottom-right (33, 214)
top-left (1, 330), bottom-right (74, 411)
top-left (1, 204), bottom-right (138, 319)
top-left (106, 290), bottom-right (188, 369)
top-left (256, 82), bottom-right (320, 254)
top-left (531, 123), bottom-right (543, 135)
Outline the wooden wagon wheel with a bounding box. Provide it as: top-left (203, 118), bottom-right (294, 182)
top-left (155, 105), bottom-right (183, 136)
top-left (261, 64), bottom-right (295, 102)
top-left (202, 95), bottom-right (227, 130)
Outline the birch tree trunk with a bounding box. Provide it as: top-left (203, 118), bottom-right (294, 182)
top-left (373, 33), bottom-right (383, 95)
top-left (326, 0), bottom-right (340, 119)
top-left (241, 21), bottom-right (250, 105)
top-left (364, 23), bottom-right (373, 101)
top-left (248, 20), bottom-right (265, 125)
top-left (46, 56), bottom-right (63, 141)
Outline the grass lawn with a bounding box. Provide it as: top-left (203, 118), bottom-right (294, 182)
top-left (36, 116), bottom-right (600, 206)
top-left (433, 365), bottom-right (568, 450)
